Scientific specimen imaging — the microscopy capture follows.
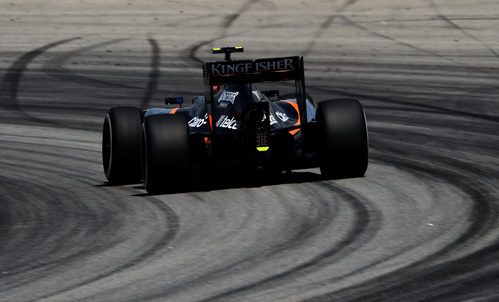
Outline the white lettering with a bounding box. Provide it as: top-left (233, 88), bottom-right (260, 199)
top-left (270, 114), bottom-right (277, 125)
top-left (188, 113), bottom-right (208, 128)
top-left (216, 116), bottom-right (239, 130)
top-left (276, 111), bottom-right (289, 122)
top-left (211, 58), bottom-right (295, 75)
top-left (218, 91), bottom-right (239, 104)
top-left (211, 64), bottom-right (223, 75)
top-left (216, 115), bottom-right (226, 127)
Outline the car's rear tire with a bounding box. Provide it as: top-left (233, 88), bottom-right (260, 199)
top-left (102, 107), bottom-right (143, 184)
top-left (316, 98), bottom-right (368, 178)
top-left (142, 114), bottom-right (191, 194)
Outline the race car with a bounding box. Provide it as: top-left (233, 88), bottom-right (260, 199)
top-left (102, 46), bottom-right (368, 193)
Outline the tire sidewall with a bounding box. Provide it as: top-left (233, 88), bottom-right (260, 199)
top-left (316, 99), bottom-right (368, 178)
top-left (102, 106), bottom-right (143, 184)
top-left (143, 114), bottom-right (190, 193)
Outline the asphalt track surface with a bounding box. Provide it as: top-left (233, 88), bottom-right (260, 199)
top-left (1, 1), bottom-right (498, 301)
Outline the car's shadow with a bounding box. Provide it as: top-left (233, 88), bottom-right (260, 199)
top-left (124, 170), bottom-right (325, 196)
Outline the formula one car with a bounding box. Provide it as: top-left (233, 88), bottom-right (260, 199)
top-left (102, 47), bottom-right (368, 193)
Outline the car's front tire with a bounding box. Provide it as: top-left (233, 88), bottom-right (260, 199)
top-left (316, 98), bottom-right (368, 179)
top-left (102, 106), bottom-right (143, 184)
top-left (142, 114), bottom-right (191, 194)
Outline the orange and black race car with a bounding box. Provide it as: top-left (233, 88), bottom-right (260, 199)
top-left (102, 47), bottom-right (368, 193)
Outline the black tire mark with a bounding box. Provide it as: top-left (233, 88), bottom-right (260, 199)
top-left (41, 38), bottom-right (145, 90)
top-left (309, 141), bottom-right (498, 301)
top-left (200, 183), bottom-right (381, 302)
top-left (141, 38), bottom-right (161, 108)
top-left (307, 16), bottom-right (499, 26)
top-left (308, 84), bottom-right (499, 123)
top-left (186, 30), bottom-right (252, 66)
top-left (0, 167), bottom-right (124, 291)
top-left (1, 37), bottom-right (161, 132)
top-left (188, 39), bottom-right (214, 65)
top-left (42, 38), bottom-right (161, 109)
top-left (295, 166), bottom-right (482, 298)
top-left (223, 0), bottom-right (252, 28)
top-left (140, 183), bottom-right (355, 301)
top-left (339, 15), bottom-right (499, 77)
top-left (185, 0), bottom-right (255, 66)
top-left (34, 198), bottom-right (179, 301)
top-left (186, 29), bottom-right (244, 65)
top-left (366, 108), bottom-right (499, 140)
top-left (0, 37), bottom-right (80, 125)
top-left (304, 0), bottom-right (360, 56)
top-left (222, 0), bottom-right (277, 28)
top-left (429, 270), bottom-right (499, 302)
top-left (429, 0), bottom-right (499, 59)
top-left (437, 16), bottom-right (499, 21)
top-left (223, 0), bottom-right (275, 28)
top-left (437, 14), bottom-right (499, 59)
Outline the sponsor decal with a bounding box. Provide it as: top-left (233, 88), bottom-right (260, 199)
top-left (216, 115), bottom-right (239, 130)
top-left (269, 114), bottom-right (277, 125)
top-left (210, 58), bottom-right (295, 76)
top-left (211, 62), bottom-right (253, 76)
top-left (276, 111), bottom-right (289, 122)
top-left (188, 113), bottom-right (208, 128)
top-left (255, 58), bottom-right (294, 72)
top-left (216, 115), bottom-right (226, 127)
top-left (263, 113), bottom-right (278, 125)
top-left (218, 91), bottom-right (239, 104)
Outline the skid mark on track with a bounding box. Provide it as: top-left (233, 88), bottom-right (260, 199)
top-left (41, 38), bottom-right (143, 90)
top-left (186, 29), bottom-right (250, 66)
top-left (304, 0), bottom-right (360, 56)
top-left (223, 0), bottom-right (252, 28)
top-left (42, 37), bottom-right (162, 109)
top-left (186, 0), bottom-right (259, 65)
top-left (320, 0), bottom-right (360, 30)
top-left (141, 38), bottom-right (161, 108)
top-left (2, 37), bottom-right (161, 129)
top-left (35, 198), bottom-right (179, 301)
top-left (0, 37), bottom-right (80, 125)
top-left (0, 169), bottom-right (126, 292)
top-left (223, 0), bottom-right (275, 28)
top-left (309, 84), bottom-right (499, 123)
top-left (140, 183), bottom-right (353, 301)
top-left (187, 37), bottom-right (217, 65)
top-left (199, 183), bottom-right (380, 302)
top-left (429, 0), bottom-right (499, 60)
top-left (340, 15), bottom-right (499, 77)
top-left (310, 143), bottom-right (499, 301)
top-left (437, 15), bottom-right (499, 59)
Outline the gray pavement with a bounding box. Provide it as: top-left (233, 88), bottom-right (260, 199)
top-left (0, 1), bottom-right (498, 301)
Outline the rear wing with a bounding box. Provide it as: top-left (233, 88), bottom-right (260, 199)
top-left (203, 55), bottom-right (308, 139)
top-left (203, 56), bottom-right (303, 85)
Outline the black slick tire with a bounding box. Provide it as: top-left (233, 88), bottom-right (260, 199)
top-left (102, 106), bottom-right (143, 184)
top-left (316, 98), bottom-right (368, 178)
top-left (142, 114), bottom-right (191, 194)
